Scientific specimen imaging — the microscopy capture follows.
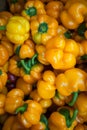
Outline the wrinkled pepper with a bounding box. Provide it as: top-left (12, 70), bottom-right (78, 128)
top-left (45, 1), bottom-right (63, 20)
top-left (0, 68), bottom-right (7, 92)
top-left (19, 53), bottom-right (44, 84)
top-left (16, 100), bottom-right (42, 128)
top-left (75, 93), bottom-right (87, 123)
top-left (8, 55), bottom-right (21, 76)
top-left (60, 1), bottom-right (87, 29)
top-left (22, 0), bottom-right (46, 21)
top-left (37, 70), bottom-right (56, 99)
top-left (5, 88), bottom-right (24, 114)
top-left (14, 39), bottom-right (35, 59)
top-left (6, 16), bottom-right (30, 44)
top-left (2, 116), bottom-right (29, 130)
top-left (16, 77), bottom-right (32, 96)
top-left (55, 68), bottom-right (87, 96)
top-left (8, 0), bottom-right (25, 14)
top-left (45, 35), bottom-right (79, 70)
top-left (30, 14), bottom-right (58, 45)
top-left (0, 94), bottom-right (6, 115)
top-left (48, 107), bottom-right (78, 130)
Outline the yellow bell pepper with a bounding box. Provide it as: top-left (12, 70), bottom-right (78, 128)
top-left (60, 0), bottom-right (87, 29)
top-left (6, 16), bottom-right (30, 44)
top-left (30, 14), bottom-right (58, 45)
top-left (0, 94), bottom-right (6, 115)
top-left (22, 0), bottom-right (46, 21)
top-left (2, 116), bottom-right (29, 130)
top-left (5, 88), bottom-right (24, 114)
top-left (55, 68), bottom-right (87, 96)
top-left (37, 70), bottom-right (56, 99)
top-left (75, 93), bottom-right (87, 123)
top-left (16, 100), bottom-right (42, 128)
top-left (48, 107), bottom-right (78, 130)
top-left (45, 35), bottom-right (79, 70)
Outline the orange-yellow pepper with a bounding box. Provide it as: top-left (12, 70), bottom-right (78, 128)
top-left (60, 1), bottom-right (87, 29)
top-left (75, 93), bottom-right (87, 123)
top-left (48, 107), bottom-right (78, 130)
top-left (0, 94), bottom-right (6, 115)
top-left (45, 1), bottom-right (63, 20)
top-left (45, 35), bottom-right (79, 70)
top-left (0, 68), bottom-right (7, 92)
top-left (2, 116), bottom-right (29, 130)
top-left (0, 44), bottom-right (9, 66)
top-left (19, 54), bottom-right (44, 84)
top-left (8, 0), bottom-right (25, 14)
top-left (14, 39), bottom-right (35, 59)
top-left (16, 100), bottom-right (42, 128)
top-left (37, 70), bottom-right (56, 99)
top-left (4, 88), bottom-right (24, 114)
top-left (6, 16), bottom-right (30, 44)
top-left (35, 44), bottom-right (49, 65)
top-left (30, 89), bottom-right (52, 113)
top-left (16, 77), bottom-right (32, 96)
top-left (8, 55), bottom-right (20, 76)
top-left (1, 39), bottom-right (14, 57)
top-left (22, 0), bottom-right (46, 21)
top-left (74, 124), bottom-right (87, 130)
top-left (55, 68), bottom-right (87, 96)
top-left (30, 14), bottom-right (58, 45)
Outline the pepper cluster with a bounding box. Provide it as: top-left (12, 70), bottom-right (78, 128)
top-left (0, 0), bottom-right (87, 130)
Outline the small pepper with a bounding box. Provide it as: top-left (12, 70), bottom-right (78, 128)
top-left (45, 35), bottom-right (79, 70)
top-left (30, 14), bottom-right (58, 45)
top-left (55, 68), bottom-right (87, 96)
top-left (22, 0), bottom-right (46, 21)
top-left (6, 16), bottom-right (30, 44)
top-left (5, 88), bottom-right (24, 114)
top-left (16, 100), bottom-right (43, 128)
top-left (0, 94), bottom-right (6, 115)
top-left (48, 107), bottom-right (78, 130)
top-left (37, 70), bottom-right (56, 99)
top-left (60, 1), bottom-right (87, 29)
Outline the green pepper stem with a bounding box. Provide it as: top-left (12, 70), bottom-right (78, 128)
top-left (68, 92), bottom-right (79, 106)
top-left (80, 54), bottom-right (87, 60)
top-left (0, 26), bottom-right (6, 30)
top-left (25, 7), bottom-right (37, 17)
top-left (64, 31), bottom-right (72, 39)
top-left (0, 70), bottom-right (2, 75)
top-left (15, 103), bottom-right (28, 114)
top-left (38, 22), bottom-right (48, 34)
top-left (59, 108), bottom-right (78, 128)
top-left (77, 22), bottom-right (86, 37)
top-left (20, 60), bottom-right (30, 72)
top-left (40, 114), bottom-right (49, 130)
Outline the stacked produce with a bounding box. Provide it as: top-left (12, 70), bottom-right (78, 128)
top-left (0, 0), bottom-right (87, 129)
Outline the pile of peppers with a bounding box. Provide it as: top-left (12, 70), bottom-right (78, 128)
top-left (0, 0), bottom-right (87, 130)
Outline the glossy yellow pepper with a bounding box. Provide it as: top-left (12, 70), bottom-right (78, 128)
top-left (14, 39), bottom-right (35, 59)
top-left (2, 116), bottom-right (29, 130)
top-left (48, 107), bottom-right (78, 130)
top-left (37, 70), bottom-right (56, 99)
top-left (22, 0), bottom-right (46, 21)
top-left (0, 94), bottom-right (6, 115)
top-left (45, 1), bottom-right (63, 20)
top-left (16, 100), bottom-right (43, 128)
top-left (0, 68), bottom-right (7, 92)
top-left (30, 14), bottom-right (58, 45)
top-left (45, 35), bottom-right (79, 70)
top-left (5, 88), bottom-right (24, 114)
top-left (75, 93), bottom-right (87, 123)
top-left (55, 68), bottom-right (87, 96)
top-left (60, 1), bottom-right (87, 29)
top-left (6, 16), bottom-right (30, 44)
